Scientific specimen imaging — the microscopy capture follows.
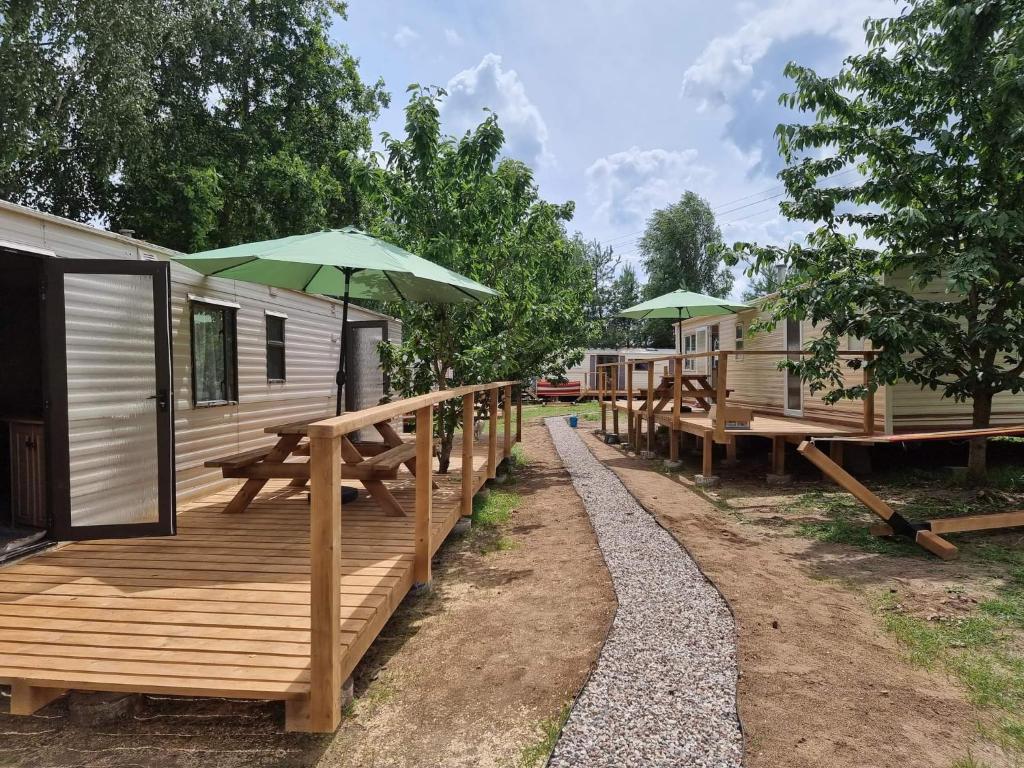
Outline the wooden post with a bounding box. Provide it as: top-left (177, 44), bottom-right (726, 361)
top-left (863, 351), bottom-right (875, 435)
top-left (515, 385), bottom-right (522, 443)
top-left (829, 440), bottom-right (844, 468)
top-left (646, 365), bottom-right (655, 453)
top-left (503, 384), bottom-right (512, 458)
top-left (714, 351), bottom-right (729, 444)
top-left (462, 393), bottom-right (475, 516)
top-left (306, 434), bottom-right (341, 732)
top-left (726, 438), bottom-right (737, 463)
top-left (488, 388), bottom-right (498, 479)
top-left (600, 370), bottom-right (607, 433)
top-left (702, 430), bottom-right (714, 477)
top-left (611, 365), bottom-right (620, 436)
top-left (627, 362), bottom-right (635, 449)
top-left (414, 405), bottom-right (433, 584)
top-left (772, 435), bottom-right (786, 476)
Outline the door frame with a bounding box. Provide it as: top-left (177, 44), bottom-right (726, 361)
top-left (783, 317), bottom-right (804, 417)
top-left (45, 258), bottom-right (176, 540)
top-left (344, 320), bottom-right (390, 414)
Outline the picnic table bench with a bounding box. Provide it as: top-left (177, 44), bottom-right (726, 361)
top-left (206, 416), bottom-right (430, 516)
top-left (638, 373), bottom-right (733, 412)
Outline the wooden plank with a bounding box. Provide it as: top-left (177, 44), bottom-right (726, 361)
top-left (462, 393), bottom-right (475, 517)
top-left (1, 668), bottom-right (306, 699)
top-left (915, 530), bottom-right (959, 560)
top-left (488, 388), bottom-right (498, 479)
top-left (204, 446), bottom-right (274, 469)
top-left (222, 434), bottom-right (301, 514)
top-left (415, 404), bottom-right (433, 585)
top-left (627, 363), bottom-right (635, 449)
top-left (307, 434), bottom-right (342, 733)
top-left (515, 386), bottom-right (522, 443)
top-left (503, 385), bottom-right (513, 457)
top-left (714, 352), bottom-right (729, 444)
top-left (702, 431), bottom-right (714, 477)
top-left (360, 443), bottom-right (417, 471)
top-left (646, 366), bottom-right (655, 453)
top-left (797, 441), bottom-right (896, 522)
top-left (863, 350), bottom-right (875, 436)
top-left (928, 511), bottom-right (1024, 535)
top-left (9, 681), bottom-right (66, 715)
top-left (772, 436), bottom-right (786, 476)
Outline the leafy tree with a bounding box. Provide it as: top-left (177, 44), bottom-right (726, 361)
top-left (740, 262), bottom-right (784, 302)
top-left (602, 263), bottom-right (644, 348)
top-left (0, 0), bottom-right (172, 220)
top-left (355, 87), bottom-right (592, 471)
top-left (731, 0), bottom-right (1024, 480)
top-left (1, 0), bottom-right (387, 250)
top-left (578, 236), bottom-right (620, 346)
top-left (640, 191), bottom-right (734, 346)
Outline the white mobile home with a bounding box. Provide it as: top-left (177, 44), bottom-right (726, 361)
top-left (0, 200), bottom-right (398, 559)
top-left (566, 347), bottom-right (677, 393)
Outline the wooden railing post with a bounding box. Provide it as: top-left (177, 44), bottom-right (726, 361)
top-left (626, 362), bottom-right (635, 449)
top-left (461, 393), bottom-right (475, 517)
top-left (515, 385), bottom-right (522, 443)
top-left (503, 384), bottom-right (512, 458)
top-left (307, 435), bottom-right (341, 732)
top-left (646, 365), bottom-right (654, 454)
top-left (599, 370), bottom-right (607, 433)
top-left (714, 351), bottom-right (730, 444)
top-left (670, 356), bottom-right (682, 461)
top-left (611, 364), bottom-right (619, 436)
top-left (414, 405), bottom-right (433, 584)
top-left (863, 351), bottom-right (876, 435)
top-left (488, 387), bottom-right (498, 479)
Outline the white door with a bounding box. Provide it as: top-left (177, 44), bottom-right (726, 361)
top-left (784, 317), bottom-right (803, 416)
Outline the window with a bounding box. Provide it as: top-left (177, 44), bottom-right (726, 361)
top-left (683, 332), bottom-right (697, 371)
top-left (266, 313), bottom-right (286, 382)
top-left (190, 301), bottom-right (238, 406)
top-left (735, 322), bottom-right (744, 352)
top-left (847, 335), bottom-right (865, 352)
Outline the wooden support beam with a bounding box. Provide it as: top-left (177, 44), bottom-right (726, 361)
top-left (927, 511), bottom-right (1024, 535)
top-left (462, 393), bottom-right (475, 517)
top-left (646, 366), bottom-right (655, 454)
top-left (414, 405), bottom-right (433, 584)
top-left (726, 438), bottom-right (737, 463)
top-left (797, 441), bottom-right (895, 522)
top-left (627, 363), bottom-right (635, 449)
top-left (611, 366), bottom-right (620, 436)
top-left (9, 682), bottom-right (65, 715)
top-left (600, 370), bottom-right (607, 433)
top-left (714, 352), bottom-right (729, 444)
top-left (515, 386), bottom-right (522, 443)
top-left (863, 351), bottom-right (875, 436)
top-left (305, 434), bottom-right (341, 733)
top-left (772, 436), bottom-right (786, 476)
top-left (915, 530), bottom-right (959, 560)
top-left (503, 385), bottom-right (512, 458)
top-left (488, 389), bottom-right (498, 479)
top-left (702, 431), bottom-right (714, 476)
top-left (829, 440), bottom-right (844, 467)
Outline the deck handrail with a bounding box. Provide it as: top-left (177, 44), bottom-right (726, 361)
top-left (302, 379), bottom-right (523, 733)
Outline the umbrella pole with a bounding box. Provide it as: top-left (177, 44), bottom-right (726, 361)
top-left (676, 308), bottom-right (683, 355)
top-left (335, 269), bottom-right (353, 417)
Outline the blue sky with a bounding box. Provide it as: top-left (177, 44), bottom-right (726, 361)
top-left (336, 0), bottom-right (893, 298)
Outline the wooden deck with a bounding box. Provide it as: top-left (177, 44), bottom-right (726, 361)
top-left (0, 440), bottom-right (496, 718)
top-left (610, 400), bottom-right (861, 438)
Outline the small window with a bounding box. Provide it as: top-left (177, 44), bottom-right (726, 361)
top-left (735, 323), bottom-right (745, 351)
top-left (266, 314), bottom-right (286, 382)
top-left (847, 335), bottom-right (865, 352)
top-left (191, 301), bottom-right (238, 406)
top-left (683, 333), bottom-right (697, 371)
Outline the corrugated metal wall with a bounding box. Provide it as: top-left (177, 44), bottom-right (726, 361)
top-left (0, 202), bottom-right (401, 504)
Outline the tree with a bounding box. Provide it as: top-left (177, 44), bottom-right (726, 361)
top-left (740, 262), bottom-right (784, 302)
top-left (578, 236), bottom-right (620, 347)
top-left (608, 263), bottom-right (644, 348)
top-left (355, 87), bottom-right (593, 471)
top-left (640, 191), bottom-right (734, 346)
top-left (731, 0), bottom-right (1024, 480)
top-left (1, 0), bottom-right (388, 251)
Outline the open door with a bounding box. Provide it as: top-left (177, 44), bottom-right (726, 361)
top-left (784, 317), bottom-right (803, 417)
top-left (45, 258), bottom-right (175, 540)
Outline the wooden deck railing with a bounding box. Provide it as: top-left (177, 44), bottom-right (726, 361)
top-left (301, 381), bottom-right (521, 732)
top-left (595, 349), bottom-right (878, 446)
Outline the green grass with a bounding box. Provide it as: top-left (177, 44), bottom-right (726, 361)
top-left (518, 703), bottom-right (571, 768)
top-left (951, 753), bottom-right (993, 768)
top-left (472, 489), bottom-right (519, 528)
top-left (518, 400), bottom-right (601, 424)
top-left (785, 491), bottom-right (921, 556)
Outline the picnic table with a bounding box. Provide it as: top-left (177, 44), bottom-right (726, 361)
top-left (206, 416), bottom-right (427, 516)
top-left (639, 373), bottom-right (732, 412)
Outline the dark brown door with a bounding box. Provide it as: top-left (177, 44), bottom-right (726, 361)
top-left (45, 258), bottom-right (176, 540)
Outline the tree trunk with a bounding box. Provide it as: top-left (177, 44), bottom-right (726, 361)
top-left (438, 399), bottom-right (453, 474)
top-left (967, 389), bottom-right (994, 483)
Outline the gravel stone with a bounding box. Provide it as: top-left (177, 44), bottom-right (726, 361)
top-left (546, 417), bottom-right (742, 768)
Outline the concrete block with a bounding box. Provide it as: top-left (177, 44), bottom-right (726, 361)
top-left (604, 434), bottom-right (621, 445)
top-left (694, 474), bottom-right (720, 488)
top-left (452, 517), bottom-right (472, 535)
top-left (639, 450), bottom-right (657, 459)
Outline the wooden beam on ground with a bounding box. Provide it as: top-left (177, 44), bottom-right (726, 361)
top-left (488, 389), bottom-right (498, 479)
top-left (927, 511), bottom-right (1024, 535)
top-left (462, 393), bottom-right (475, 518)
top-left (797, 441), bottom-right (896, 522)
top-left (414, 405), bottom-right (433, 584)
top-left (9, 682), bottom-right (66, 715)
top-left (305, 435), bottom-right (341, 732)
top-left (915, 530), bottom-right (959, 560)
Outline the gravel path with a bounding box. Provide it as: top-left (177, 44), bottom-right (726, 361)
top-left (546, 417), bottom-right (743, 768)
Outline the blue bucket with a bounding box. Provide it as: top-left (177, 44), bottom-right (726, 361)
top-left (568, 415), bottom-right (579, 428)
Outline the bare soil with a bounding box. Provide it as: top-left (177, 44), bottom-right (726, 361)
top-left (0, 423), bottom-right (615, 768)
top-left (581, 426), bottom-right (1007, 768)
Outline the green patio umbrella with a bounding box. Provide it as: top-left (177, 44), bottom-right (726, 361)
top-left (174, 227), bottom-right (497, 415)
top-left (618, 289), bottom-right (750, 354)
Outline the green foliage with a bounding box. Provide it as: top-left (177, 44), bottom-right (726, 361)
top-left (1, 0), bottom-right (388, 250)
top-left (640, 191), bottom-right (734, 347)
top-left (729, 0), bottom-right (1024, 478)
top-left (579, 236), bottom-right (621, 346)
top-left (518, 703), bottom-right (571, 768)
top-left (607, 263), bottom-right (645, 348)
top-left (356, 87), bottom-right (592, 470)
top-left (740, 262), bottom-right (784, 302)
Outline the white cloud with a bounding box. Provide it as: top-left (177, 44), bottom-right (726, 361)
top-left (584, 147), bottom-right (715, 228)
top-left (681, 0), bottom-right (890, 111)
top-left (444, 53), bottom-right (552, 166)
top-left (444, 28), bottom-right (463, 46)
top-left (393, 25), bottom-right (419, 48)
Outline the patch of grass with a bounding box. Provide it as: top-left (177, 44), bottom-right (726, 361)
top-left (480, 534), bottom-right (519, 554)
top-left (510, 443), bottom-right (527, 469)
top-left (518, 703), bottom-right (571, 768)
top-left (951, 753), bottom-right (993, 768)
top-left (786, 491), bottom-right (921, 556)
top-left (472, 489), bottom-right (519, 529)
top-left (519, 401), bottom-right (601, 424)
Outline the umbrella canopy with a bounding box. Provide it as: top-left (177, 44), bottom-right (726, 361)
top-left (174, 227), bottom-right (497, 415)
top-left (173, 227), bottom-right (496, 303)
top-left (618, 290), bottom-right (750, 354)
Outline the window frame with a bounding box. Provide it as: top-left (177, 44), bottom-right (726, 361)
top-left (189, 299), bottom-right (239, 407)
top-left (735, 322), bottom-right (745, 351)
top-left (683, 332), bottom-right (697, 371)
top-left (265, 312), bottom-right (287, 383)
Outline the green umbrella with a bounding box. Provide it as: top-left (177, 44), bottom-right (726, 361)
top-left (618, 289), bottom-right (749, 354)
top-left (174, 227), bottom-right (497, 415)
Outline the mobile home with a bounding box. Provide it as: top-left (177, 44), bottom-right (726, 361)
top-left (565, 347), bottom-right (677, 395)
top-left (0, 200), bottom-right (399, 560)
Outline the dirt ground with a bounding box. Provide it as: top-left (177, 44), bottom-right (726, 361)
top-left (581, 426), bottom-right (1008, 768)
top-left (0, 422), bottom-right (615, 768)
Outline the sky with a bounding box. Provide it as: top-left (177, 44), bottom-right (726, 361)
top-left (336, 0), bottom-right (894, 299)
